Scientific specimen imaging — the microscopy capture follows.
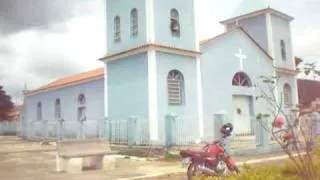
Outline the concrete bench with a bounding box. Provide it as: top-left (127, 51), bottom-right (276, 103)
top-left (56, 139), bottom-right (118, 173)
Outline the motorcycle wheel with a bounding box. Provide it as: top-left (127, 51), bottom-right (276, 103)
top-left (213, 158), bottom-right (227, 176)
top-left (187, 163), bottom-right (202, 180)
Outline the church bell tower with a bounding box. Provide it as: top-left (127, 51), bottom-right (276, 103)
top-left (101, 0), bottom-right (202, 144)
top-left (105, 0), bottom-right (198, 54)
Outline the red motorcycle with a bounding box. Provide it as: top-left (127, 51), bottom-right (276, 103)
top-left (180, 123), bottom-right (240, 179)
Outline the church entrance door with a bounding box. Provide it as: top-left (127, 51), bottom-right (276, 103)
top-left (232, 95), bottom-right (252, 134)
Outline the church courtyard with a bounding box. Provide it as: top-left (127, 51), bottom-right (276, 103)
top-left (0, 136), bottom-right (182, 180)
top-left (0, 136), bottom-right (307, 180)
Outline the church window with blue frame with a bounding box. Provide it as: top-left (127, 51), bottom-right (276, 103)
top-left (54, 98), bottom-right (61, 120)
top-left (283, 83), bottom-right (292, 107)
top-left (36, 102), bottom-right (42, 120)
top-left (77, 94), bottom-right (86, 121)
top-left (232, 72), bottom-right (252, 87)
top-left (114, 15), bottom-right (121, 42)
top-left (170, 9), bottom-right (180, 37)
top-left (167, 70), bottom-right (184, 105)
top-left (130, 8), bottom-right (138, 37)
top-left (281, 40), bottom-right (286, 61)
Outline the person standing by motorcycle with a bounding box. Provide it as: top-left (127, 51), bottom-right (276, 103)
top-left (212, 123), bottom-right (233, 158)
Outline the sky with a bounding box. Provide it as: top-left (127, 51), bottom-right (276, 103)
top-left (0, 0), bottom-right (319, 104)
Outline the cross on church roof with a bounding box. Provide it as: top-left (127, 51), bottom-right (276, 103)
top-left (235, 48), bottom-right (247, 70)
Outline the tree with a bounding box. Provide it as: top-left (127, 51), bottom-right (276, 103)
top-left (255, 61), bottom-right (320, 180)
top-left (0, 85), bottom-right (14, 120)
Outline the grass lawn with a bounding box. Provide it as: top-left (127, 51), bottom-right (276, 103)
top-left (194, 151), bottom-right (320, 180)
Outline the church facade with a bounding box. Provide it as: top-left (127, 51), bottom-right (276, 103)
top-left (22, 0), bottom-right (298, 148)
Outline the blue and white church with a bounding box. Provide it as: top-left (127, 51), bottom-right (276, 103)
top-left (22, 0), bottom-right (298, 148)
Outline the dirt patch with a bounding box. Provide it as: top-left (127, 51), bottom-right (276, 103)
top-left (0, 137), bottom-right (179, 180)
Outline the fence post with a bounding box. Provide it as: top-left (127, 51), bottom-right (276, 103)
top-left (79, 118), bottom-right (86, 140)
top-left (213, 112), bottom-right (231, 152)
top-left (27, 121), bottom-right (31, 139)
top-left (98, 118), bottom-right (105, 140)
top-left (108, 118), bottom-right (114, 143)
top-left (43, 120), bottom-right (48, 140)
top-left (57, 118), bottom-right (65, 140)
top-left (213, 113), bottom-right (227, 139)
top-left (258, 117), bottom-right (269, 149)
top-left (165, 113), bottom-right (177, 148)
top-left (127, 116), bottom-right (137, 147)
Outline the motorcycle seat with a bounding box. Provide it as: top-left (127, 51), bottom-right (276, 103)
top-left (180, 150), bottom-right (213, 158)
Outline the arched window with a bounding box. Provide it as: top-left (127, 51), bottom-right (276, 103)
top-left (167, 70), bottom-right (184, 105)
top-left (232, 72), bottom-right (252, 87)
top-left (114, 15), bottom-right (121, 42)
top-left (280, 40), bottom-right (286, 61)
top-left (283, 83), bottom-right (292, 107)
top-left (36, 102), bottom-right (42, 120)
top-left (170, 9), bottom-right (180, 37)
top-left (77, 94), bottom-right (86, 121)
top-left (130, 8), bottom-right (138, 37)
top-left (54, 98), bottom-right (61, 120)
top-left (78, 94), bottom-right (86, 105)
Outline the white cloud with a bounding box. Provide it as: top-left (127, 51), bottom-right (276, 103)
top-left (292, 26), bottom-right (320, 62)
top-left (0, 13), bottom-right (106, 103)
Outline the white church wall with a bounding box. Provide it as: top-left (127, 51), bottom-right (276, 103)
top-left (106, 0), bottom-right (147, 54)
top-left (270, 14), bottom-right (295, 69)
top-left (153, 0), bottom-right (197, 51)
top-left (200, 28), bottom-right (274, 140)
top-left (24, 78), bottom-right (104, 138)
top-left (107, 52), bottom-right (149, 121)
top-left (155, 51), bottom-right (199, 144)
top-left (276, 73), bottom-right (299, 109)
top-left (237, 14), bottom-right (269, 53)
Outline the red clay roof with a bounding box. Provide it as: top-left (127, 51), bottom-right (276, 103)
top-left (297, 79), bottom-right (320, 107)
top-left (26, 67), bottom-right (104, 96)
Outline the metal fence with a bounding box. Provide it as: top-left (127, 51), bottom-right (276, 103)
top-left (0, 120), bottom-right (20, 135)
top-left (105, 118), bottom-right (150, 145)
top-left (25, 118), bottom-right (150, 145)
top-left (24, 113), bottom-right (319, 149)
top-left (164, 115), bottom-right (199, 146)
top-left (27, 119), bottom-right (102, 141)
top-left (23, 114), bottom-right (267, 149)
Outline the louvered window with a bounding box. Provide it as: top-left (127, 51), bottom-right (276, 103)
top-left (167, 70), bottom-right (184, 105)
top-left (131, 8), bottom-right (138, 37)
top-left (114, 16), bottom-right (121, 42)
